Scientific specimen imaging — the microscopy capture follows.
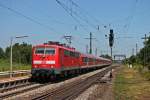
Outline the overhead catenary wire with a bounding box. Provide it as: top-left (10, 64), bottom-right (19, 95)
top-left (67, 0), bottom-right (103, 31)
top-left (115, 0), bottom-right (139, 35)
top-left (18, 0), bottom-right (78, 27)
top-left (68, 0), bottom-right (106, 30)
top-left (56, 0), bottom-right (90, 33)
top-left (55, 0), bottom-right (107, 51)
top-left (56, 0), bottom-right (103, 33)
top-left (0, 2), bottom-right (58, 33)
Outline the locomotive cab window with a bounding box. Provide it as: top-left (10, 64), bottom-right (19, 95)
top-left (35, 48), bottom-right (45, 54)
top-left (35, 47), bottom-right (55, 55)
top-left (45, 48), bottom-right (55, 55)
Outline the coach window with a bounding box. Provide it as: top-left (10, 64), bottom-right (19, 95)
top-left (82, 57), bottom-right (84, 62)
top-left (86, 57), bottom-right (88, 62)
top-left (82, 57), bottom-right (87, 62)
top-left (89, 58), bottom-right (92, 62)
top-left (75, 53), bottom-right (79, 58)
top-left (78, 53), bottom-right (80, 58)
top-left (84, 57), bottom-right (88, 62)
top-left (89, 58), bottom-right (91, 62)
top-left (86, 58), bottom-right (89, 62)
top-left (94, 59), bottom-right (96, 63)
top-left (45, 48), bottom-right (55, 55)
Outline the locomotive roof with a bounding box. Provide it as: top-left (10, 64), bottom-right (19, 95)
top-left (34, 43), bottom-right (111, 61)
top-left (34, 44), bottom-right (80, 53)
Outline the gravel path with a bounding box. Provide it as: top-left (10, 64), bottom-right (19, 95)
top-left (75, 67), bottom-right (121, 100)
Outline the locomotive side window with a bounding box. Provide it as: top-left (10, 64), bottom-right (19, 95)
top-left (35, 48), bottom-right (45, 54)
top-left (64, 50), bottom-right (79, 58)
top-left (70, 51), bottom-right (74, 57)
top-left (45, 48), bottom-right (55, 55)
top-left (64, 50), bottom-right (70, 56)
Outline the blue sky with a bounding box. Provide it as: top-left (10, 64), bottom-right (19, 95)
top-left (0, 0), bottom-right (150, 57)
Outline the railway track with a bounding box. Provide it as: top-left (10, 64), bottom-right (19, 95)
top-left (0, 65), bottom-right (117, 100)
top-left (0, 77), bottom-right (30, 92)
top-left (0, 83), bottom-right (46, 99)
top-left (0, 82), bottom-right (31, 93)
top-left (31, 65), bottom-right (116, 100)
top-left (0, 76), bottom-right (46, 99)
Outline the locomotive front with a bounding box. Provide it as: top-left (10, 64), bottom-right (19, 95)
top-left (31, 45), bottom-right (59, 79)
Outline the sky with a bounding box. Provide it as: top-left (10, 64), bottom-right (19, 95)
top-left (0, 0), bottom-right (150, 58)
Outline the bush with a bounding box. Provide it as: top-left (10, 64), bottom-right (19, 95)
top-left (142, 71), bottom-right (150, 80)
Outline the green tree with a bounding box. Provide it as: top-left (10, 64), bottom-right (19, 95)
top-left (129, 55), bottom-right (136, 64)
top-left (133, 36), bottom-right (150, 70)
top-left (5, 42), bottom-right (32, 64)
top-left (0, 47), bottom-right (5, 58)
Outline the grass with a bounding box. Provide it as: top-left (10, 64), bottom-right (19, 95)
top-left (132, 64), bottom-right (150, 81)
top-left (0, 59), bottom-right (31, 72)
top-left (114, 65), bottom-right (150, 100)
top-left (142, 71), bottom-right (150, 80)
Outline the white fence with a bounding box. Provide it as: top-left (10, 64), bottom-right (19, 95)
top-left (0, 70), bottom-right (31, 77)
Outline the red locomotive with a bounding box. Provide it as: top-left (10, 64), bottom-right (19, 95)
top-left (31, 41), bottom-right (112, 79)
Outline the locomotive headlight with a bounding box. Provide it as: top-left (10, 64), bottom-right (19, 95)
top-left (34, 65), bottom-right (37, 68)
top-left (51, 66), bottom-right (54, 68)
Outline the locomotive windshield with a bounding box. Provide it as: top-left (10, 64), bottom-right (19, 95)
top-left (45, 48), bottom-right (55, 54)
top-left (35, 48), bottom-right (45, 54)
top-left (35, 47), bottom-right (55, 55)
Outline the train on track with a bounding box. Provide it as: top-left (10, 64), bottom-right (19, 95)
top-left (31, 41), bottom-right (112, 80)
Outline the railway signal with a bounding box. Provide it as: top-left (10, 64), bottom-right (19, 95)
top-left (109, 29), bottom-right (114, 47)
top-left (109, 29), bottom-right (114, 58)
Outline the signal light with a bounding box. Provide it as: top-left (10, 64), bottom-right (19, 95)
top-left (109, 29), bottom-right (114, 47)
